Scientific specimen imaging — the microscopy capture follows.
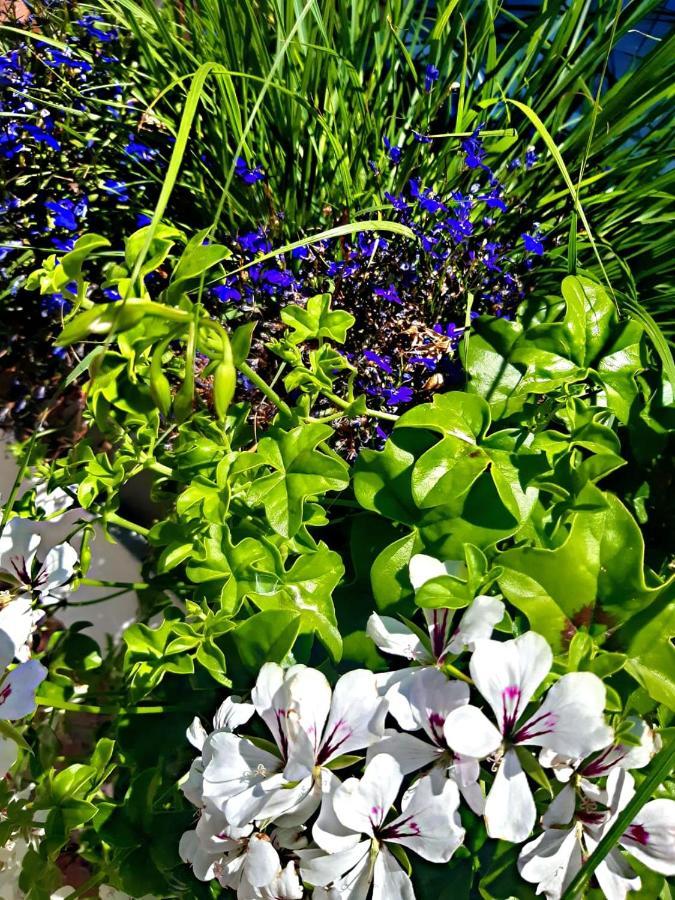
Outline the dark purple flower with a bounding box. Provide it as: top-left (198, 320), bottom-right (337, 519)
top-left (213, 283), bottom-right (242, 302)
top-left (363, 350), bottom-right (393, 374)
top-left (238, 229), bottom-right (271, 255)
top-left (384, 385), bottom-right (413, 406)
top-left (461, 127), bottom-right (485, 169)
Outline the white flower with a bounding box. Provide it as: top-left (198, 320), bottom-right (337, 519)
top-left (0, 516), bottom-right (77, 603)
top-left (180, 826), bottom-right (303, 899)
top-left (366, 667), bottom-right (485, 814)
top-left (98, 887), bottom-right (157, 900)
top-left (298, 754), bottom-right (464, 900)
top-left (202, 664), bottom-right (387, 828)
top-left (181, 696), bottom-right (256, 809)
top-left (540, 715), bottom-right (659, 783)
top-left (443, 632), bottom-right (613, 842)
top-left (0, 628), bottom-right (46, 722)
top-left (519, 768), bottom-right (675, 899)
top-left (0, 594), bottom-right (42, 662)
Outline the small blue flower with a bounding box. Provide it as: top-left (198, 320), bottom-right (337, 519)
top-left (102, 287), bottom-right (121, 300)
top-left (412, 130), bottom-right (432, 144)
top-left (409, 355), bottom-right (436, 370)
top-left (424, 63), bottom-right (439, 93)
top-left (383, 136), bottom-right (402, 164)
top-left (368, 160), bottom-right (380, 175)
top-left (23, 123), bottom-right (60, 151)
top-left (373, 283), bottom-right (402, 306)
top-left (76, 14), bottom-right (119, 42)
top-left (461, 127), bottom-right (485, 169)
top-left (45, 199), bottom-right (80, 231)
top-left (521, 232), bottom-right (544, 255)
top-left (478, 189), bottom-right (507, 212)
top-left (363, 350), bottom-right (393, 374)
top-left (384, 191), bottom-right (409, 213)
top-left (52, 237), bottom-right (76, 252)
top-left (213, 283), bottom-right (242, 303)
top-left (235, 156), bottom-right (266, 185)
top-left (238, 229), bottom-right (271, 255)
top-left (263, 269), bottom-right (294, 288)
top-left (103, 179), bottom-right (129, 201)
top-left (42, 47), bottom-right (92, 72)
top-left (124, 135), bottom-right (157, 161)
top-left (135, 213), bottom-right (152, 228)
top-left (384, 384), bottom-right (413, 406)
top-left (291, 245), bottom-right (310, 260)
top-left (525, 147), bottom-right (538, 169)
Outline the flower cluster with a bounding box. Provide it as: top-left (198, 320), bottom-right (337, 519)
top-left (205, 128), bottom-right (548, 451)
top-left (179, 555), bottom-right (673, 899)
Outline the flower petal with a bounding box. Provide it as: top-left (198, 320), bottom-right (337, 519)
top-left (443, 704), bottom-right (502, 758)
top-left (366, 613), bottom-right (428, 662)
top-left (470, 632), bottom-right (552, 736)
top-left (515, 672), bottom-right (612, 758)
top-left (367, 730), bottom-right (440, 776)
top-left (518, 826), bottom-right (581, 899)
top-left (212, 695), bottom-right (255, 732)
top-left (372, 847), bottom-right (415, 900)
top-left (298, 841), bottom-right (372, 891)
top-left (409, 554), bottom-right (465, 590)
top-left (410, 666), bottom-right (470, 746)
top-left (0, 596), bottom-right (36, 659)
top-left (244, 834), bottom-right (281, 888)
top-left (485, 748), bottom-right (536, 843)
top-left (387, 775), bottom-right (463, 863)
top-left (318, 669), bottom-right (388, 765)
top-left (591, 845), bottom-right (641, 900)
top-left (186, 717), bottom-right (208, 752)
top-left (541, 783), bottom-right (576, 829)
top-left (0, 736), bottom-right (18, 778)
top-left (40, 542), bottom-right (78, 595)
top-left (620, 799), bottom-right (675, 877)
top-left (446, 594), bottom-right (505, 654)
top-left (333, 754), bottom-right (403, 836)
top-left (0, 658), bottom-right (47, 719)
top-left (313, 768), bottom-right (363, 854)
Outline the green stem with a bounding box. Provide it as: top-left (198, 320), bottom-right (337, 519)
top-left (322, 389), bottom-right (399, 423)
top-left (105, 512), bottom-right (150, 538)
top-left (146, 460), bottom-right (174, 478)
top-left (561, 735), bottom-right (675, 900)
top-left (441, 662), bottom-right (473, 685)
top-left (36, 697), bottom-right (180, 715)
top-left (79, 578), bottom-right (149, 590)
top-left (238, 360), bottom-right (296, 421)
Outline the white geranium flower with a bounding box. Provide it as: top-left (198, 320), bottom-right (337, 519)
top-left (540, 715), bottom-right (659, 783)
top-left (0, 516), bottom-right (77, 603)
top-left (181, 696), bottom-right (256, 809)
top-left (202, 664), bottom-right (387, 829)
top-left (298, 754), bottom-right (464, 900)
top-left (181, 825), bottom-right (303, 899)
top-left (0, 629), bottom-right (46, 722)
top-left (366, 667), bottom-right (485, 813)
top-left (519, 768), bottom-right (675, 899)
top-left (443, 632), bottom-right (613, 842)
top-left (0, 594), bottom-right (42, 662)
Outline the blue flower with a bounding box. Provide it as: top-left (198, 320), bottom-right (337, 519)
top-left (521, 232), bottom-right (544, 255)
top-left (525, 147), bottom-right (538, 168)
top-left (45, 198), bottom-right (81, 231)
top-left (424, 63), bottom-right (439, 92)
top-left (124, 135), bottom-right (157, 161)
top-left (76, 14), bottom-right (119, 42)
top-left (213, 283), bottom-right (242, 303)
top-left (383, 136), bottom-right (402, 164)
top-left (102, 287), bottom-right (121, 300)
top-left (42, 47), bottom-right (92, 72)
top-left (384, 191), bottom-right (409, 213)
top-left (368, 160), bottom-right (380, 175)
top-left (235, 156), bottom-right (266, 185)
top-left (461, 127), bottom-right (485, 169)
top-left (433, 322), bottom-right (461, 339)
top-left (103, 179), bottom-right (129, 201)
top-left (409, 180), bottom-right (446, 215)
top-left (478, 189), bottom-right (507, 212)
top-left (291, 245), bottom-right (310, 260)
top-left (135, 213), bottom-right (152, 228)
top-left (412, 130), bottom-right (432, 144)
top-left (374, 283), bottom-right (402, 305)
top-left (52, 237), bottom-right (76, 252)
top-left (41, 293), bottom-right (71, 314)
top-left (263, 269), bottom-right (294, 288)
top-left (23, 123), bottom-right (60, 151)
top-left (363, 350), bottom-right (393, 374)
top-left (409, 355), bottom-right (436, 370)
top-left (238, 229), bottom-right (271, 255)
top-left (383, 384), bottom-right (413, 406)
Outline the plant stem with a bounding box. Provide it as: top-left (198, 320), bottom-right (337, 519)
top-left (35, 697), bottom-right (181, 715)
top-left (106, 512), bottom-right (150, 538)
top-left (321, 389), bottom-right (399, 423)
top-left (561, 735), bottom-right (675, 899)
top-left (79, 578), bottom-right (149, 590)
top-left (238, 360), bottom-right (296, 421)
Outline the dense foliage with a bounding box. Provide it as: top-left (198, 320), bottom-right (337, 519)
top-left (0, 1), bottom-right (673, 899)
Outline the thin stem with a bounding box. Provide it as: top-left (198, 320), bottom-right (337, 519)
top-left (79, 578), bottom-right (149, 590)
top-left (36, 697), bottom-right (182, 715)
top-left (146, 460), bottom-right (174, 478)
top-left (238, 360), bottom-right (295, 421)
top-left (321, 389), bottom-right (399, 423)
top-left (441, 661), bottom-right (474, 685)
top-left (106, 512), bottom-right (150, 538)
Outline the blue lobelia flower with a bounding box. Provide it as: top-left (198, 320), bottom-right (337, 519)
top-left (383, 136), bottom-right (402, 164)
top-left (383, 384), bottom-right (414, 406)
top-left (374, 283), bottom-right (402, 305)
top-left (461, 127), bottom-right (485, 169)
top-left (23, 123), bottom-right (60, 152)
top-left (124, 135), bottom-right (157, 161)
top-left (42, 46), bottom-right (92, 72)
top-left (363, 350), bottom-right (393, 374)
top-left (76, 14), bottom-right (119, 42)
top-left (521, 232), bottom-right (544, 255)
top-left (235, 155), bottom-right (266, 184)
top-left (213, 283), bottom-right (242, 303)
top-left (103, 179), bottom-right (130, 201)
top-left (424, 63), bottom-right (440, 92)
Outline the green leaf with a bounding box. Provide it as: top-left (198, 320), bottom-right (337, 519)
top-left (124, 223), bottom-right (184, 280)
top-left (370, 530), bottom-right (417, 615)
top-left (233, 422), bottom-right (349, 537)
top-left (166, 235), bottom-right (232, 302)
top-left (226, 610), bottom-right (302, 673)
top-left (281, 293), bottom-right (355, 344)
